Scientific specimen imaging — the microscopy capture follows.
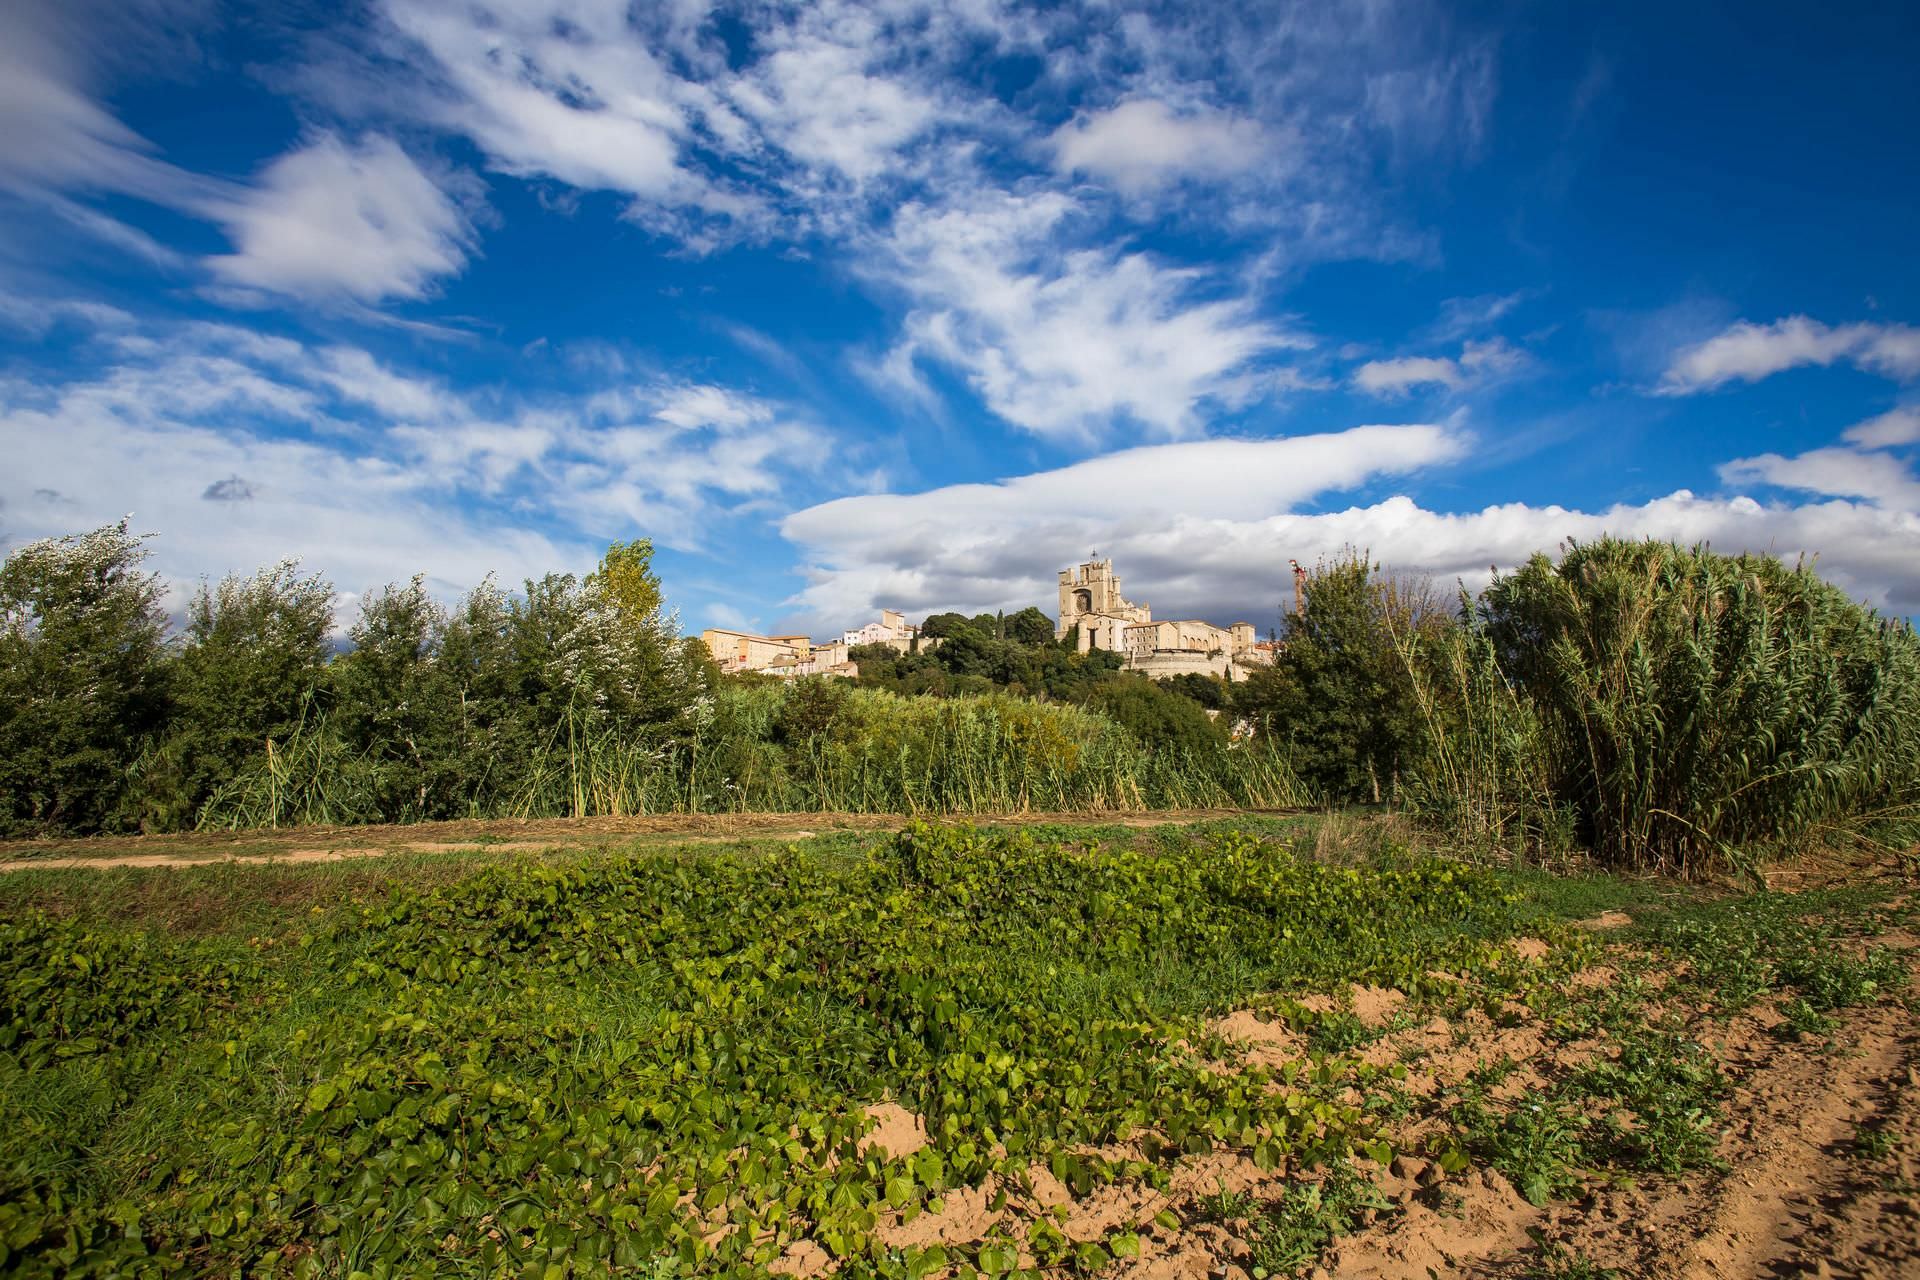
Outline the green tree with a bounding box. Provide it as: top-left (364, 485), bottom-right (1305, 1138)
top-left (1079, 676), bottom-right (1228, 757)
top-left (330, 577), bottom-right (451, 820)
top-left (589, 537), bottom-right (664, 624)
top-left (0, 522), bottom-right (171, 834)
top-left (920, 612), bottom-right (977, 639)
top-left (1236, 551), bottom-right (1441, 802)
top-left (1006, 606), bottom-right (1056, 646)
top-left (138, 560), bottom-right (335, 827)
top-left (1164, 672), bottom-right (1229, 709)
top-left (431, 577), bottom-right (525, 814)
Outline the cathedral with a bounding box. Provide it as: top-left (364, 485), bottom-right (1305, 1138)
top-left (1055, 557), bottom-right (1272, 679)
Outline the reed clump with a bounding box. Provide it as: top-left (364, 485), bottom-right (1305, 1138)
top-left (198, 683), bottom-right (1312, 827)
top-left (1394, 539), bottom-right (1920, 876)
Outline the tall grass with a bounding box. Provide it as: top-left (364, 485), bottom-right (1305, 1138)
top-left (199, 685), bottom-right (1312, 828)
top-left (1477, 540), bottom-right (1920, 875)
top-left (1385, 595), bottom-right (1571, 860)
top-left (196, 722), bottom-right (388, 829)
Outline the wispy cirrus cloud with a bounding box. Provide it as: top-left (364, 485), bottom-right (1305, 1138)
top-left (204, 133), bottom-right (479, 306)
top-left (869, 190), bottom-right (1306, 441)
top-left (0, 295), bottom-right (835, 604)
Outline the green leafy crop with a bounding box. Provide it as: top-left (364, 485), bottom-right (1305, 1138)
top-left (0, 824), bottom-right (1530, 1278)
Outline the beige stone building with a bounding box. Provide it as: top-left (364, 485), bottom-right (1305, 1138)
top-left (1124, 618), bottom-right (1271, 680)
top-left (1056, 557), bottom-right (1272, 680)
top-left (703, 605), bottom-right (933, 680)
top-left (1056, 559), bottom-right (1151, 654)
top-left (700, 628), bottom-right (855, 678)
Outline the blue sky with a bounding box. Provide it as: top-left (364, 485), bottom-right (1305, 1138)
top-left (2, 0), bottom-right (1918, 635)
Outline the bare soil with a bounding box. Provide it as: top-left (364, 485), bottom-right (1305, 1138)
top-left (787, 917), bottom-right (1920, 1279)
top-left (1155, 935), bottom-right (1920, 1279)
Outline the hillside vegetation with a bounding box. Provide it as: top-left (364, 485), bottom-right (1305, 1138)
top-left (4, 523), bottom-right (1917, 875)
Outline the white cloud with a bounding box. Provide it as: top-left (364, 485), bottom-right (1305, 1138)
top-left (45, 196), bottom-right (189, 270)
top-left (0, 1), bottom-right (217, 208)
top-left (376, 0), bottom-right (691, 198)
top-left (780, 422), bottom-right (1467, 625)
top-left (1719, 447), bottom-right (1920, 512)
top-left (1353, 338), bottom-right (1523, 397)
top-left (204, 133), bottom-right (476, 305)
top-left (2, 380), bottom-right (584, 608)
top-left (1659, 315), bottom-right (1920, 394)
top-left (1049, 99), bottom-right (1267, 196)
top-left (783, 476), bottom-right (1920, 635)
top-left (1719, 404), bottom-right (1920, 512)
top-left (873, 190), bottom-right (1302, 440)
top-left (311, 346), bottom-right (465, 421)
top-left (1422, 290), bottom-right (1532, 342)
top-left (0, 291), bottom-right (137, 338)
top-left (726, 37), bottom-right (943, 184)
top-left (1354, 355), bottom-right (1461, 395)
top-left (1363, 41), bottom-right (1498, 160)
top-left (1843, 406), bottom-right (1920, 449)
top-left (2, 308), bottom-right (832, 611)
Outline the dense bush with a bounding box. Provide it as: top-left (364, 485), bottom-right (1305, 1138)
top-left (0, 529), bottom-right (711, 834)
top-left (1077, 677), bottom-right (1229, 759)
top-left (1476, 539), bottom-right (1920, 873)
top-left (849, 614), bottom-right (1124, 702)
top-left (1234, 551), bottom-right (1445, 803)
top-left (0, 523), bottom-right (170, 835)
top-left (518, 682), bottom-right (1305, 816)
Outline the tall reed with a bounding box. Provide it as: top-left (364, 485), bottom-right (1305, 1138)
top-left (1386, 593), bottom-right (1570, 860)
top-left (1483, 540), bottom-right (1920, 875)
top-left (199, 683), bottom-right (1313, 827)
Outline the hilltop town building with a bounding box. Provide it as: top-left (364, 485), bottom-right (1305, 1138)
top-left (700, 628), bottom-right (855, 678)
top-left (702, 607), bottom-right (932, 679)
top-left (842, 608), bottom-right (927, 652)
top-left (1056, 559), bottom-right (1151, 653)
top-left (1057, 558), bottom-right (1273, 680)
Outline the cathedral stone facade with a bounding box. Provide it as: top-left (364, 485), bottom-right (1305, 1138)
top-left (1056, 557), bottom-right (1273, 679)
top-left (1055, 558), bottom-right (1150, 653)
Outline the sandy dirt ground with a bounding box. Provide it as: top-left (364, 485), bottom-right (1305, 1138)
top-left (1168, 925), bottom-right (1920, 1279)
top-left (782, 910), bottom-right (1920, 1280)
top-left (0, 807), bottom-right (1302, 871)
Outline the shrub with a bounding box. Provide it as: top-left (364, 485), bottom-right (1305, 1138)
top-left (1236, 551), bottom-right (1446, 803)
top-left (1481, 538), bottom-right (1920, 874)
top-left (0, 522), bottom-right (170, 835)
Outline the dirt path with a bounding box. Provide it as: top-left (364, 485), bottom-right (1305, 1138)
top-left (0, 807), bottom-right (1304, 872)
top-left (1487, 1000), bottom-right (1920, 1279)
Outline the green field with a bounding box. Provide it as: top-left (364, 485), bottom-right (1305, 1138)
top-left (3, 817), bottom-right (1911, 1279)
